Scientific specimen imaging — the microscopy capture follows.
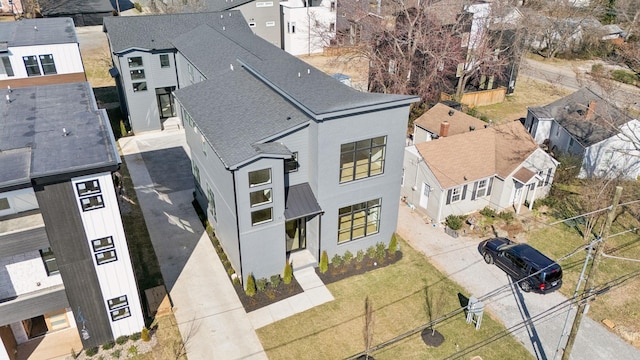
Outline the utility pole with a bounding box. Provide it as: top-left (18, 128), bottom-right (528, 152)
top-left (561, 186), bottom-right (623, 360)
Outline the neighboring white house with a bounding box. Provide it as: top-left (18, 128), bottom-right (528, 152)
top-left (402, 120), bottom-right (558, 223)
top-left (412, 103), bottom-right (488, 144)
top-left (0, 18), bottom-right (86, 88)
top-left (524, 88), bottom-right (640, 179)
top-left (281, 0), bottom-right (336, 55)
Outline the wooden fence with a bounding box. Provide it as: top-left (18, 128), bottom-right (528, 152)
top-left (441, 87), bottom-right (507, 107)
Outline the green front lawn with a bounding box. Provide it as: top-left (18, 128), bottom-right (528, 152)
top-left (257, 236), bottom-right (534, 359)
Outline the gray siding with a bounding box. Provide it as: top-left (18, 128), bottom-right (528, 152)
top-left (175, 53), bottom-right (206, 91)
top-left (0, 226), bottom-right (49, 258)
top-left (238, 2), bottom-right (281, 48)
top-left (235, 158), bottom-right (286, 283)
top-left (0, 285), bottom-right (69, 327)
top-left (35, 181), bottom-right (112, 349)
top-left (314, 106), bottom-right (409, 258)
top-left (270, 125), bottom-right (310, 186)
top-left (118, 50), bottom-right (179, 133)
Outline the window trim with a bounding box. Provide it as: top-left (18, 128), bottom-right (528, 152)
top-left (285, 152), bottom-right (299, 173)
top-left (1, 56), bottom-right (14, 77)
top-left (251, 207), bottom-right (273, 226)
top-left (40, 247), bottom-right (59, 276)
top-left (159, 54), bottom-right (170, 68)
top-left (339, 136), bottom-right (387, 183)
top-left (132, 81), bottom-right (147, 92)
top-left (80, 195), bottom-right (104, 212)
top-left (130, 69), bottom-right (145, 80)
top-left (91, 236), bottom-right (114, 252)
top-left (95, 249), bottom-right (118, 265)
top-left (23, 55), bottom-right (41, 76)
top-left (127, 56), bottom-right (143, 68)
top-left (451, 187), bottom-right (462, 203)
top-left (76, 180), bottom-right (101, 197)
top-left (248, 168), bottom-right (271, 188)
top-left (250, 188), bottom-right (272, 207)
top-left (107, 295), bottom-right (131, 321)
top-left (39, 54), bottom-right (57, 75)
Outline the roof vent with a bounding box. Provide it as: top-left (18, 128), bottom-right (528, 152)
top-left (34, 26), bottom-right (38, 31)
top-left (298, 72), bottom-right (301, 78)
top-left (62, 128), bottom-right (69, 136)
top-left (5, 94), bottom-right (10, 104)
top-left (7, 85), bottom-right (11, 93)
top-left (469, 126), bottom-right (475, 131)
top-left (307, 68), bottom-right (310, 74)
top-left (230, 63), bottom-right (234, 71)
top-left (221, 14), bottom-right (224, 18)
top-left (222, 26), bottom-right (226, 31)
top-left (448, 109), bottom-right (455, 116)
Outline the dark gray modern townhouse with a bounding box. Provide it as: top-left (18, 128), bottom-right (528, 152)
top-left (104, 11), bottom-right (418, 285)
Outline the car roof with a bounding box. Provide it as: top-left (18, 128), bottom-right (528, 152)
top-left (509, 244), bottom-right (559, 270)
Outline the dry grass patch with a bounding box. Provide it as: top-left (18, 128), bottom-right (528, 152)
top-left (474, 77), bottom-right (572, 124)
top-left (257, 236), bottom-right (533, 359)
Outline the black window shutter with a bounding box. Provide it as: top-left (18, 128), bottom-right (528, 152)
top-left (461, 185), bottom-right (468, 200)
top-left (446, 189), bottom-right (452, 205)
top-left (471, 181), bottom-right (478, 201)
top-left (487, 177), bottom-right (494, 196)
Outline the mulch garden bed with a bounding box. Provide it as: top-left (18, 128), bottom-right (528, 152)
top-left (316, 251), bottom-right (403, 285)
top-left (234, 278), bottom-right (304, 313)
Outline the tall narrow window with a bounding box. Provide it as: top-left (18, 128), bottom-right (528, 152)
top-left (23, 56), bottom-right (40, 76)
top-left (1, 57), bottom-right (14, 77)
top-left (159, 54), bottom-right (170, 68)
top-left (40, 248), bottom-right (59, 276)
top-left (39, 54), bottom-right (56, 75)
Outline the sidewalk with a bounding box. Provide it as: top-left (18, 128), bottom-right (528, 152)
top-left (118, 129), bottom-right (334, 359)
top-left (396, 202), bottom-right (640, 360)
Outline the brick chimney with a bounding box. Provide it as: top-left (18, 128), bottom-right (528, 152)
top-left (440, 121), bottom-right (450, 137)
top-left (586, 101), bottom-right (596, 119)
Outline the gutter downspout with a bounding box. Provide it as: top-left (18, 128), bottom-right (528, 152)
top-left (232, 171), bottom-right (244, 286)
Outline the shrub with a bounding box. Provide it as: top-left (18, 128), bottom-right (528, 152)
top-left (331, 253), bottom-right (343, 267)
top-left (356, 249), bottom-right (365, 263)
top-left (283, 261), bottom-right (293, 284)
top-left (219, 252), bottom-right (228, 262)
top-left (266, 289), bottom-right (276, 300)
top-left (227, 268), bottom-right (235, 277)
top-left (256, 278), bottom-right (268, 292)
top-left (128, 345), bottom-right (138, 356)
top-left (611, 69), bottom-right (638, 85)
top-left (232, 276), bottom-right (241, 286)
top-left (319, 251), bottom-right (329, 273)
top-left (130, 332), bottom-right (141, 341)
top-left (366, 246), bottom-right (376, 259)
top-left (445, 214), bottom-right (463, 230)
top-left (71, 348), bottom-right (78, 359)
top-left (343, 250), bottom-right (353, 264)
top-left (591, 63), bottom-right (604, 75)
top-left (102, 341), bottom-right (115, 350)
top-left (498, 211), bottom-right (515, 223)
top-left (205, 222), bottom-right (214, 237)
top-left (388, 234), bottom-right (398, 254)
top-left (86, 347), bottom-right (99, 357)
top-left (141, 327), bottom-right (150, 342)
top-left (119, 120), bottom-right (127, 137)
top-left (375, 242), bottom-right (386, 261)
top-left (133, 2), bottom-right (142, 12)
top-left (245, 274), bottom-right (257, 296)
top-left (480, 206), bottom-right (496, 218)
top-left (270, 274), bottom-right (281, 288)
top-left (111, 349), bottom-right (121, 358)
top-left (115, 335), bottom-right (129, 345)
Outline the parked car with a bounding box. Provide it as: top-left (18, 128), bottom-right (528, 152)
top-left (480, 237), bottom-right (563, 293)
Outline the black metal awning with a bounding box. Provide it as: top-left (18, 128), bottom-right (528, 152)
top-left (284, 183), bottom-right (323, 220)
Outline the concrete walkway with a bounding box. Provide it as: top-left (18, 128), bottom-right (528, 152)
top-left (396, 202), bottom-right (640, 360)
top-left (118, 129), bottom-right (333, 359)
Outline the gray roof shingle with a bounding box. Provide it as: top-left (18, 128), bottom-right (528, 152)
top-left (529, 88), bottom-right (632, 147)
top-left (0, 82), bottom-right (120, 188)
top-left (0, 18), bottom-right (78, 47)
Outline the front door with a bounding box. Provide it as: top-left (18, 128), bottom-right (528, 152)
top-left (285, 218), bottom-right (306, 254)
top-left (420, 182), bottom-right (430, 209)
top-left (155, 87), bottom-right (176, 119)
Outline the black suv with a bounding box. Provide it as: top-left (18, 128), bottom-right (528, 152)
top-left (480, 237), bottom-right (563, 293)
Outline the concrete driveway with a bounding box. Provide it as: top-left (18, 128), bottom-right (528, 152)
top-left (119, 130), bottom-right (267, 360)
top-left (397, 203), bottom-right (640, 360)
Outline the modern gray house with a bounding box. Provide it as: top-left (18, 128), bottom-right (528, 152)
top-left (0, 82), bottom-right (144, 358)
top-left (104, 11), bottom-right (419, 284)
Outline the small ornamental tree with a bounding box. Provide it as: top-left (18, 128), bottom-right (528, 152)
top-left (245, 273), bottom-right (257, 297)
top-left (141, 327), bottom-right (150, 342)
top-left (319, 250), bottom-right (329, 273)
top-left (283, 261), bottom-right (293, 284)
top-left (389, 234), bottom-right (398, 254)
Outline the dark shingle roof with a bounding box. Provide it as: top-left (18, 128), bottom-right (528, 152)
top-left (103, 11), bottom-right (253, 52)
top-left (40, 0), bottom-right (114, 15)
top-left (0, 18), bottom-right (78, 47)
top-left (108, 12), bottom-right (418, 167)
top-left (0, 83), bottom-right (120, 189)
top-left (529, 88), bottom-right (632, 147)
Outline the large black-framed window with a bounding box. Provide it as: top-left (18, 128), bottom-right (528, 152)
top-left (39, 54), bottom-right (57, 75)
top-left (339, 136), bottom-right (386, 183)
top-left (23, 55), bottom-right (40, 76)
top-left (76, 179), bottom-right (101, 197)
top-left (80, 195), bottom-right (104, 211)
top-left (39, 247), bottom-right (59, 276)
top-left (338, 199), bottom-right (381, 243)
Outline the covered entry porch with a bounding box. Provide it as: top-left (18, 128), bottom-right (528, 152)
top-left (284, 183), bottom-right (323, 259)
